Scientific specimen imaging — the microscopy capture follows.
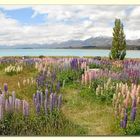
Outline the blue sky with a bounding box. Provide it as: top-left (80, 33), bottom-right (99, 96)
top-left (0, 7), bottom-right (46, 25)
top-left (0, 5), bottom-right (139, 46)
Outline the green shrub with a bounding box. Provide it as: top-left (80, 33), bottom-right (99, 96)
top-left (57, 69), bottom-right (83, 86)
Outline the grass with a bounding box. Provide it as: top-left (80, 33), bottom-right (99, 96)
top-left (61, 85), bottom-right (122, 135)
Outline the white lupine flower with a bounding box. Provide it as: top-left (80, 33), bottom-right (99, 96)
top-left (5, 65), bottom-right (23, 74)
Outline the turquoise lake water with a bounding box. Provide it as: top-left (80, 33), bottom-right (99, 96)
top-left (0, 49), bottom-right (140, 58)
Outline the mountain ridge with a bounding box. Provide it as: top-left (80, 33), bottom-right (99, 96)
top-left (0, 37), bottom-right (140, 49)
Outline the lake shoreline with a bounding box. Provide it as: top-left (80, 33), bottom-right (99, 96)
top-left (0, 49), bottom-right (139, 58)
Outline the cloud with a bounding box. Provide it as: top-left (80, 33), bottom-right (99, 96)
top-left (0, 5), bottom-right (140, 46)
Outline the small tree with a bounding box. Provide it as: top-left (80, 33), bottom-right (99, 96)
top-left (109, 19), bottom-right (126, 60)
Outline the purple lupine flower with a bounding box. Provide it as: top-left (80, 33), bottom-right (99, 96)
top-left (53, 93), bottom-right (57, 108)
top-left (123, 112), bottom-right (128, 128)
top-left (40, 92), bottom-right (43, 107)
top-left (4, 83), bottom-right (8, 93)
top-left (44, 99), bottom-right (48, 115)
top-left (50, 93), bottom-right (53, 112)
top-left (132, 97), bottom-right (136, 108)
top-left (36, 103), bottom-right (40, 114)
top-left (0, 105), bottom-right (3, 120)
top-left (22, 100), bottom-right (26, 116)
top-left (25, 102), bottom-right (29, 116)
top-left (23, 100), bottom-right (29, 116)
top-left (57, 94), bottom-right (62, 110)
top-left (36, 90), bottom-right (40, 104)
top-left (131, 107), bottom-right (136, 122)
top-left (56, 81), bottom-right (60, 92)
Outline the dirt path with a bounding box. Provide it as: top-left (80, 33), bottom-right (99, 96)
top-left (61, 87), bottom-right (118, 135)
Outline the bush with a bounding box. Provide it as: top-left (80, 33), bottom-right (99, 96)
top-left (57, 69), bottom-right (83, 86)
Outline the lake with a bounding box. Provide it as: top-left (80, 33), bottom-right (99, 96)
top-left (0, 49), bottom-right (140, 58)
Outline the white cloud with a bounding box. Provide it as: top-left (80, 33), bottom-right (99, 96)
top-left (0, 5), bottom-right (140, 46)
top-left (129, 6), bottom-right (140, 19)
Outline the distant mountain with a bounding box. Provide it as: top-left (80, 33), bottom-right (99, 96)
top-left (0, 36), bottom-right (140, 49)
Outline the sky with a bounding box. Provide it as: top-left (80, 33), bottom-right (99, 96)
top-left (0, 5), bottom-right (140, 46)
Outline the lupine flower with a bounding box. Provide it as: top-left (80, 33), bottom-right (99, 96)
top-left (36, 103), bottom-right (40, 114)
top-left (131, 107), bottom-right (136, 122)
top-left (23, 100), bottom-right (29, 116)
top-left (4, 83), bottom-right (8, 93)
top-left (132, 97), bottom-right (137, 108)
top-left (40, 92), bottom-right (43, 106)
top-left (36, 91), bottom-right (40, 105)
top-left (122, 112), bottom-right (128, 128)
top-left (25, 102), bottom-right (29, 116)
top-left (56, 81), bottom-right (60, 92)
top-left (53, 93), bottom-right (57, 108)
